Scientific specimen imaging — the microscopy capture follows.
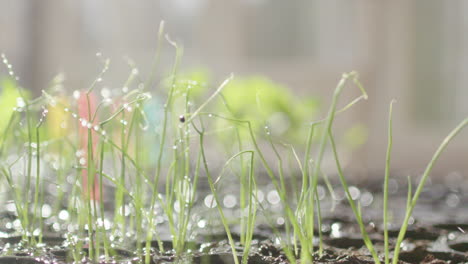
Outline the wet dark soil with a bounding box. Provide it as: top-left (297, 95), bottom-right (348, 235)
top-left (1, 219), bottom-right (467, 264)
top-left (0, 177), bottom-right (467, 263)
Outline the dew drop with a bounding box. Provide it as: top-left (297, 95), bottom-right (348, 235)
top-left (223, 194), bottom-right (237, 208)
top-left (173, 202), bottom-right (180, 213)
top-left (276, 217), bottom-right (285, 225)
top-left (51, 161), bottom-right (60, 170)
top-left (6, 203), bottom-right (16, 212)
top-left (33, 228), bottom-right (41, 236)
top-left (256, 190), bottom-right (265, 203)
top-left (317, 185), bottom-right (326, 200)
top-left (349, 186), bottom-right (361, 200)
top-left (446, 193), bottom-right (460, 208)
top-left (448, 232), bottom-right (457, 240)
top-left (143, 92), bottom-right (152, 99)
top-left (197, 219), bottom-right (207, 228)
top-left (41, 204), bottom-right (52, 218)
top-left (16, 97), bottom-right (26, 108)
top-left (75, 149), bottom-right (85, 157)
top-left (52, 223), bottom-right (60, 232)
top-left (204, 194), bottom-right (217, 208)
top-left (73, 90), bottom-right (80, 100)
top-left (267, 190), bottom-right (280, 205)
top-left (120, 205), bottom-right (131, 216)
top-left (13, 219), bottom-right (22, 229)
top-left (360, 191), bottom-right (374, 207)
top-left (101, 88), bottom-right (111, 98)
top-left (330, 223), bottom-right (343, 238)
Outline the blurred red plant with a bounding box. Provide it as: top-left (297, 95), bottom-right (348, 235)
top-left (78, 92), bottom-right (100, 201)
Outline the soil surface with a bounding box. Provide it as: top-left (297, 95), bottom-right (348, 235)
top-left (0, 176), bottom-right (467, 263)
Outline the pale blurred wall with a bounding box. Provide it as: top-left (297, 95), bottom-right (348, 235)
top-left (0, 0), bottom-right (467, 177)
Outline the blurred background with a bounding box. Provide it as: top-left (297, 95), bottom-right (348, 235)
top-left (0, 0), bottom-right (467, 178)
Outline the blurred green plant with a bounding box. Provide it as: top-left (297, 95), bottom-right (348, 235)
top-left (173, 68), bottom-right (211, 99)
top-left (0, 76), bottom-right (30, 148)
top-left (168, 70), bottom-right (321, 144)
top-left (219, 76), bottom-right (320, 143)
top-left (0, 76), bottom-right (30, 137)
top-left (342, 123), bottom-right (368, 150)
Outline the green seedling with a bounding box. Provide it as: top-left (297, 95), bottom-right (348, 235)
top-left (1, 21), bottom-right (467, 264)
top-left (391, 117), bottom-right (467, 264)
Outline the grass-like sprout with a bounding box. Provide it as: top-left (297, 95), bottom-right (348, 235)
top-left (199, 112), bottom-right (306, 262)
top-left (31, 106), bottom-right (48, 245)
top-left (194, 119), bottom-right (250, 264)
top-left (383, 100), bottom-right (395, 264)
top-left (145, 24), bottom-right (182, 264)
top-left (293, 71), bottom-right (368, 262)
top-left (1, 24), bottom-right (467, 264)
top-left (0, 110), bottom-right (18, 157)
top-left (306, 71), bottom-right (382, 263)
top-left (391, 117), bottom-right (467, 264)
top-left (325, 87), bottom-right (467, 264)
top-left (329, 122), bottom-right (381, 264)
top-left (13, 64), bottom-right (34, 245)
top-left (210, 146), bottom-right (257, 264)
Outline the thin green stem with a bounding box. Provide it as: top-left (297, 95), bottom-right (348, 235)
top-left (86, 93), bottom-right (96, 261)
top-left (392, 118), bottom-right (467, 264)
top-left (383, 100), bottom-right (395, 264)
top-left (196, 127), bottom-right (240, 264)
top-left (329, 131), bottom-right (381, 264)
top-left (145, 34), bottom-right (182, 264)
top-left (306, 71), bottom-right (367, 261)
top-left (0, 112), bottom-right (17, 157)
top-left (242, 151), bottom-right (256, 264)
top-left (24, 102), bottom-right (33, 243)
top-left (145, 20), bottom-right (165, 89)
top-left (199, 112), bottom-right (305, 259)
top-left (98, 139), bottom-right (110, 260)
top-left (32, 122), bottom-right (43, 245)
